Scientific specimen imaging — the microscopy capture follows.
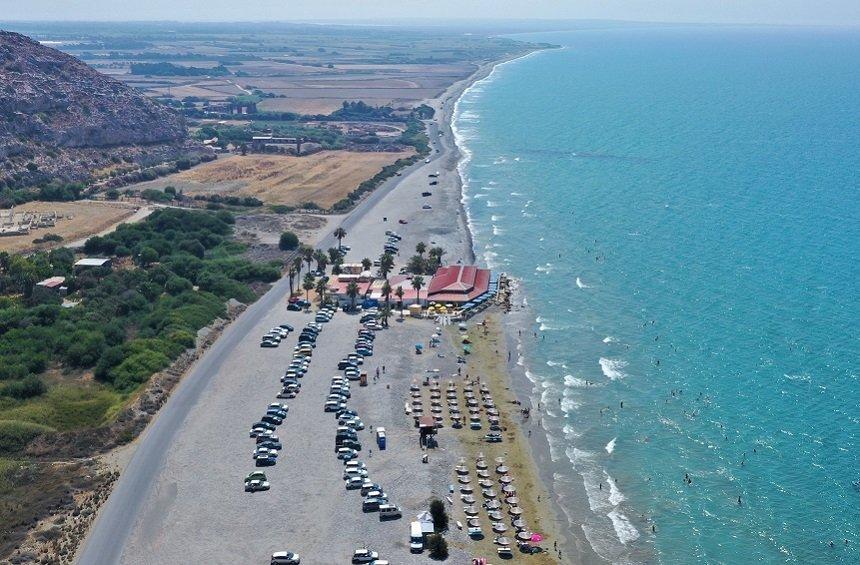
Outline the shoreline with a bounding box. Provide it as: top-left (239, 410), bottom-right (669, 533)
top-left (445, 49), bottom-right (604, 564)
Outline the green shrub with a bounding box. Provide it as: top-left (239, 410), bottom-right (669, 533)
top-left (1, 376), bottom-right (47, 400)
top-left (278, 231), bottom-right (300, 251)
top-left (426, 533), bottom-right (448, 560)
top-left (0, 420), bottom-right (52, 455)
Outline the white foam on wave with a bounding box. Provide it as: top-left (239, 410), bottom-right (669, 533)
top-left (535, 262), bottom-right (554, 274)
top-left (605, 437), bottom-right (617, 455)
top-left (510, 191), bottom-right (524, 196)
top-left (517, 355), bottom-right (525, 367)
top-left (607, 510), bottom-right (640, 544)
top-left (493, 156), bottom-right (508, 165)
top-left (490, 214), bottom-right (503, 221)
top-left (599, 358), bottom-right (628, 380)
top-left (563, 374), bottom-right (589, 388)
top-left (602, 336), bottom-right (619, 344)
top-left (488, 180), bottom-right (497, 186)
top-left (486, 200), bottom-right (500, 208)
top-left (576, 277), bottom-right (590, 289)
top-left (492, 225), bottom-right (505, 236)
top-left (522, 211), bottom-right (536, 218)
top-left (546, 360), bottom-right (567, 368)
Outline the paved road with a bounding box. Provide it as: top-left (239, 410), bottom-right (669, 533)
top-left (76, 130), bottom-right (449, 565)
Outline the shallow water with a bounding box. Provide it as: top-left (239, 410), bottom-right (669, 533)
top-left (454, 25), bottom-right (859, 564)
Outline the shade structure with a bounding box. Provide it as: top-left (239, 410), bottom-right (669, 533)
top-left (492, 522), bottom-right (507, 533)
top-left (462, 495), bottom-right (476, 504)
top-left (496, 465), bottom-right (509, 474)
top-left (502, 484), bottom-right (516, 494)
top-left (512, 519), bottom-right (527, 530)
top-left (458, 476), bottom-right (471, 484)
top-left (467, 518), bottom-right (481, 527)
top-left (464, 506), bottom-right (479, 516)
top-left (509, 506), bottom-right (523, 516)
top-left (486, 500), bottom-right (501, 510)
top-left (495, 536), bottom-right (511, 546)
top-left (499, 475), bottom-right (514, 484)
top-left (476, 460), bottom-right (488, 470)
top-left (477, 470), bottom-right (490, 478)
top-left (460, 485), bottom-right (474, 494)
top-left (456, 466), bottom-right (469, 475)
top-left (487, 510), bottom-right (503, 521)
top-left (482, 489), bottom-right (497, 499)
top-left (505, 496), bottom-right (519, 505)
top-left (516, 531), bottom-right (533, 541)
top-left (479, 479), bottom-right (494, 488)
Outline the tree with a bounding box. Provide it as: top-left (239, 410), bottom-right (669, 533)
top-left (301, 245), bottom-right (314, 273)
top-left (138, 246), bottom-right (159, 266)
top-left (279, 231), bottom-right (299, 251)
top-left (361, 257), bottom-right (372, 271)
top-left (314, 276), bottom-right (327, 305)
top-left (333, 227), bottom-right (347, 250)
top-left (379, 252), bottom-right (394, 278)
top-left (426, 534), bottom-right (448, 560)
top-left (240, 143), bottom-right (248, 156)
top-left (429, 498), bottom-right (449, 532)
top-left (395, 286), bottom-right (405, 319)
top-left (411, 275), bottom-right (425, 306)
top-left (292, 255), bottom-right (304, 277)
top-left (379, 303), bottom-right (391, 328)
top-left (327, 247), bottom-right (340, 264)
top-left (313, 249), bottom-right (328, 272)
top-left (288, 267), bottom-right (297, 295)
top-left (302, 273), bottom-right (315, 303)
top-left (416, 241), bottom-right (427, 258)
top-left (346, 281), bottom-right (360, 311)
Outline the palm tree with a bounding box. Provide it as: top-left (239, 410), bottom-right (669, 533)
top-left (327, 247), bottom-right (341, 264)
top-left (288, 266), bottom-right (297, 295)
top-left (381, 280), bottom-right (392, 308)
top-left (361, 257), bottom-right (372, 271)
top-left (379, 304), bottom-right (392, 328)
top-left (314, 249), bottom-right (328, 273)
top-left (346, 281), bottom-right (360, 311)
top-left (428, 246), bottom-right (445, 270)
top-left (333, 227), bottom-right (347, 250)
top-left (314, 276), bottom-right (328, 305)
top-left (302, 273), bottom-right (315, 303)
top-left (416, 242), bottom-right (427, 258)
top-left (301, 245), bottom-right (314, 274)
top-left (411, 275), bottom-right (425, 306)
top-left (379, 252), bottom-right (394, 278)
top-left (395, 285), bottom-right (405, 319)
top-left (292, 255), bottom-right (304, 277)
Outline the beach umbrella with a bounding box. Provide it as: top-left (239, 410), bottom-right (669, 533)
top-left (476, 460), bottom-right (488, 470)
top-left (462, 495), bottom-right (476, 504)
top-left (509, 507), bottom-right (523, 516)
top-left (464, 505), bottom-right (478, 516)
top-left (499, 475), bottom-right (513, 484)
top-left (505, 496), bottom-right (519, 505)
top-left (495, 457), bottom-right (505, 464)
top-left (516, 531), bottom-right (532, 541)
top-left (456, 465), bottom-right (469, 475)
top-left (492, 522), bottom-right (507, 533)
top-left (496, 465), bottom-right (509, 474)
top-left (477, 470), bottom-right (490, 479)
top-left (502, 485), bottom-right (516, 494)
top-left (460, 485), bottom-right (474, 494)
top-left (468, 518), bottom-right (481, 527)
top-left (458, 476), bottom-right (471, 484)
top-left (530, 533), bottom-right (543, 543)
top-left (512, 519), bottom-right (526, 530)
top-left (483, 489), bottom-right (497, 498)
top-left (486, 500), bottom-right (501, 510)
top-left (479, 479), bottom-right (494, 488)
top-left (488, 510), bottom-right (503, 521)
top-left (495, 536), bottom-right (511, 546)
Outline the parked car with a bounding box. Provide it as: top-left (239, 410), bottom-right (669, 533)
top-left (362, 498), bottom-right (383, 512)
top-left (270, 551), bottom-right (300, 565)
top-left (244, 471), bottom-right (267, 483)
top-left (378, 504), bottom-right (402, 520)
top-left (244, 479), bottom-right (270, 492)
top-left (352, 549), bottom-right (378, 564)
top-left (345, 476), bottom-right (365, 490)
top-left (336, 447), bottom-right (358, 461)
top-left (484, 433), bottom-right (503, 443)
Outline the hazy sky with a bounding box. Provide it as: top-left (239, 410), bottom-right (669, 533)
top-left (1, 0), bottom-right (859, 26)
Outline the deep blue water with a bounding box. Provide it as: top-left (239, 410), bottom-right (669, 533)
top-left (454, 25), bottom-right (859, 564)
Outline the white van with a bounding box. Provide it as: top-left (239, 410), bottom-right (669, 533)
top-left (409, 521), bottom-right (423, 553)
top-left (379, 504), bottom-right (402, 520)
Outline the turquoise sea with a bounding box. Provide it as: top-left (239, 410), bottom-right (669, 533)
top-left (453, 25), bottom-right (859, 563)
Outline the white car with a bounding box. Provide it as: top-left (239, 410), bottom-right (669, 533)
top-left (253, 447), bottom-right (279, 459)
top-left (244, 479), bottom-right (270, 492)
top-left (271, 551), bottom-right (300, 565)
top-left (345, 476), bottom-right (365, 490)
top-left (343, 468), bottom-right (369, 480)
top-left (352, 549), bottom-right (379, 564)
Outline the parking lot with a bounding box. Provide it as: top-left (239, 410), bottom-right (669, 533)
top-left (120, 299), bottom-right (470, 564)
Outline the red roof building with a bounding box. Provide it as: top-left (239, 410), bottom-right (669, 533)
top-left (426, 265), bottom-right (491, 304)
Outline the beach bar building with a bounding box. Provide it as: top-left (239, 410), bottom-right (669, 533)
top-left (427, 265), bottom-right (491, 305)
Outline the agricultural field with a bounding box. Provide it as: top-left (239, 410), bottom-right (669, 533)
top-left (132, 151), bottom-right (414, 209)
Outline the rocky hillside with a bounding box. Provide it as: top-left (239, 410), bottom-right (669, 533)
top-left (0, 31), bottom-right (192, 189)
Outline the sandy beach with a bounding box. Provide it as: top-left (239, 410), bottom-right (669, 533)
top-left (76, 49), bottom-right (578, 565)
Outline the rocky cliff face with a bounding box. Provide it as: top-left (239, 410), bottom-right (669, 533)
top-left (0, 31), bottom-right (190, 187)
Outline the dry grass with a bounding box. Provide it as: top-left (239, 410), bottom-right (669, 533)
top-left (138, 151), bottom-right (413, 208)
top-left (0, 202), bottom-right (137, 253)
top-left (257, 98), bottom-right (349, 115)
